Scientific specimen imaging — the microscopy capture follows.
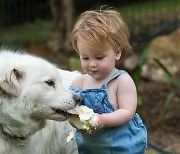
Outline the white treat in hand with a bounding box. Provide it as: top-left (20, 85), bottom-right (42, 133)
top-left (69, 105), bottom-right (98, 133)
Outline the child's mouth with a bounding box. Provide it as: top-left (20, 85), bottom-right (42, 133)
top-left (90, 70), bottom-right (98, 74)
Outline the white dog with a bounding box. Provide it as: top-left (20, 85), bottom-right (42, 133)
top-left (0, 49), bottom-right (80, 154)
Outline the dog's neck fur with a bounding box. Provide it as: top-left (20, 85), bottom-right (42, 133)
top-left (0, 115), bottom-right (46, 139)
top-left (0, 123), bottom-right (28, 146)
top-left (0, 91), bottom-right (46, 134)
top-left (0, 98), bottom-right (46, 146)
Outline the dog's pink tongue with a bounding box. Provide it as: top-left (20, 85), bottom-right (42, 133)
top-left (67, 109), bottom-right (79, 116)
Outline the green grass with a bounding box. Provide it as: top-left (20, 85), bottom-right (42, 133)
top-left (118, 0), bottom-right (180, 30)
top-left (118, 0), bottom-right (179, 17)
top-left (0, 19), bottom-right (52, 48)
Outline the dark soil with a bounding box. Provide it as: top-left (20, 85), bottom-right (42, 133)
top-left (138, 81), bottom-right (180, 153)
top-left (27, 43), bottom-right (180, 153)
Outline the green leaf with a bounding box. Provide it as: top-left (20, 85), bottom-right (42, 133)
top-left (131, 46), bottom-right (149, 86)
top-left (137, 95), bottom-right (143, 106)
top-left (164, 73), bottom-right (180, 89)
top-left (158, 92), bottom-right (176, 126)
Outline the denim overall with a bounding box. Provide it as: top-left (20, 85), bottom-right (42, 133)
top-left (69, 70), bottom-right (147, 154)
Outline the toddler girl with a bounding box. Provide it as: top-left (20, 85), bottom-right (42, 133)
top-left (69, 9), bottom-right (147, 154)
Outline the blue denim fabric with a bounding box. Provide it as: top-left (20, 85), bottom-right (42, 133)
top-left (69, 70), bottom-right (147, 154)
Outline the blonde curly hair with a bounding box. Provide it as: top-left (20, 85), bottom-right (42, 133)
top-left (70, 9), bottom-right (132, 60)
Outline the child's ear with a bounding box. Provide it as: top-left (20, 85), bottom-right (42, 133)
top-left (115, 51), bottom-right (121, 61)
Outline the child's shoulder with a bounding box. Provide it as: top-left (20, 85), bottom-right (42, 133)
top-left (71, 74), bottom-right (87, 89)
top-left (117, 71), bottom-right (133, 82)
top-left (116, 71), bottom-right (136, 89)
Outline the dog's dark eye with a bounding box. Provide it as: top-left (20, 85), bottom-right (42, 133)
top-left (45, 80), bottom-right (55, 88)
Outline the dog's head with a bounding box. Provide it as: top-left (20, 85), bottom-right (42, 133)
top-left (0, 51), bottom-right (81, 125)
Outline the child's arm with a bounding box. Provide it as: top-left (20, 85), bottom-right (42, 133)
top-left (97, 73), bottom-right (137, 130)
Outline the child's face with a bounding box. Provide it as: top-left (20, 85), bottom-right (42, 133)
top-left (77, 40), bottom-right (121, 80)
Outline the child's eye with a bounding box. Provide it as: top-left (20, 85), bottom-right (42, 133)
top-left (82, 57), bottom-right (89, 60)
top-left (96, 57), bottom-right (104, 60)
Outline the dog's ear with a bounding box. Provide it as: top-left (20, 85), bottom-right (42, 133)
top-left (0, 68), bottom-right (23, 96)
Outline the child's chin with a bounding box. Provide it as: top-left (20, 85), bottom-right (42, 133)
top-left (92, 75), bottom-right (104, 80)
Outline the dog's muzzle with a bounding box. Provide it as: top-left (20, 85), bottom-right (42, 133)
top-left (73, 94), bottom-right (82, 105)
top-left (50, 94), bottom-right (81, 118)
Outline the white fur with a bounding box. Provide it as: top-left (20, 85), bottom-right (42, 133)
top-left (0, 49), bottom-right (80, 154)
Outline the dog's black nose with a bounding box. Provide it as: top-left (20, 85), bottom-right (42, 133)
top-left (73, 94), bottom-right (82, 105)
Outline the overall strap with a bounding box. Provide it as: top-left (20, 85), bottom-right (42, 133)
top-left (101, 70), bottom-right (127, 89)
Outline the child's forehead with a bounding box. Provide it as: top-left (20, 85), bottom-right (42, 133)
top-left (79, 46), bottom-right (103, 55)
top-left (79, 45), bottom-right (111, 57)
top-left (80, 51), bottom-right (106, 56)
top-left (77, 38), bottom-right (110, 52)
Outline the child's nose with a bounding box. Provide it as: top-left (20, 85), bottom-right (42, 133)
top-left (89, 61), bottom-right (97, 68)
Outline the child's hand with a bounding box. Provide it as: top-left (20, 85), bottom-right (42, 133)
top-left (81, 113), bottom-right (106, 134)
top-left (69, 113), bottom-right (106, 134)
top-left (94, 113), bottom-right (106, 131)
top-left (68, 105), bottom-right (99, 134)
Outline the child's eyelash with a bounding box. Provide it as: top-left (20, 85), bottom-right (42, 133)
top-left (96, 57), bottom-right (104, 59)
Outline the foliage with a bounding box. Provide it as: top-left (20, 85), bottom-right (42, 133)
top-left (0, 19), bottom-right (52, 48)
top-left (164, 74), bottom-right (180, 89)
top-left (69, 57), bottom-right (83, 72)
top-left (118, 0), bottom-right (180, 41)
top-left (153, 58), bottom-right (180, 88)
top-left (118, 0), bottom-right (179, 17)
top-left (130, 47), bottom-right (149, 106)
top-left (131, 46), bottom-right (180, 107)
top-left (158, 92), bottom-right (176, 127)
top-left (154, 60), bottom-right (180, 126)
top-left (1, 0), bottom-right (179, 48)
top-left (131, 47), bottom-right (148, 86)
top-left (0, 0), bottom-right (50, 25)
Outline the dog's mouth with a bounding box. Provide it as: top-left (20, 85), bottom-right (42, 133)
top-left (50, 107), bottom-right (77, 118)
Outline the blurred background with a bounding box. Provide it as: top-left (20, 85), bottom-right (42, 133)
top-left (0, 0), bottom-right (180, 153)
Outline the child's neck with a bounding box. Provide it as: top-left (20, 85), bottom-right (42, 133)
top-left (83, 76), bottom-right (106, 89)
top-left (83, 69), bottom-right (118, 89)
